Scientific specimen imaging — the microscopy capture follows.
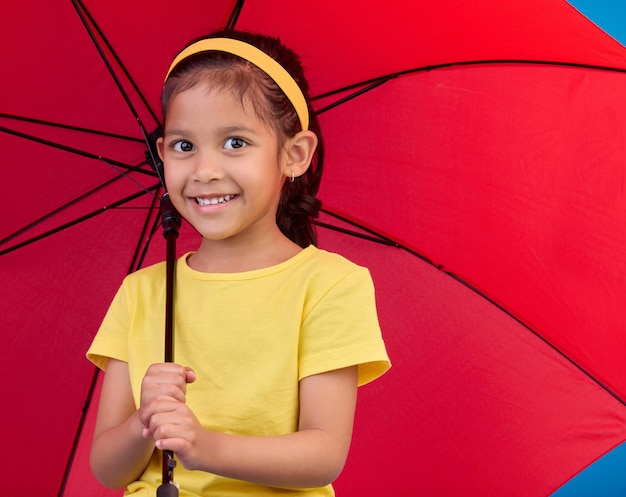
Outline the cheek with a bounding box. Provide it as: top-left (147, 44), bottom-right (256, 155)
top-left (157, 152), bottom-right (180, 189)
top-left (163, 164), bottom-right (182, 188)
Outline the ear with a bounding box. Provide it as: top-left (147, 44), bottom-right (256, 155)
top-left (282, 130), bottom-right (318, 179)
top-left (156, 136), bottom-right (165, 161)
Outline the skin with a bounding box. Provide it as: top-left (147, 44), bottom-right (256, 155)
top-left (90, 82), bottom-right (359, 490)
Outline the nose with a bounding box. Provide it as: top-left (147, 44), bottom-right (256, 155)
top-left (193, 151), bottom-right (224, 183)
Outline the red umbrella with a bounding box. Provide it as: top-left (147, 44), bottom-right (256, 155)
top-left (2, 0), bottom-right (626, 495)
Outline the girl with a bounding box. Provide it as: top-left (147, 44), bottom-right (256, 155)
top-left (87, 30), bottom-right (390, 496)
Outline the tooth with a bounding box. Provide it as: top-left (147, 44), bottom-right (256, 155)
top-left (196, 195), bottom-right (235, 205)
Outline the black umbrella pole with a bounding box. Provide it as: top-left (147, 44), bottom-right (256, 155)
top-left (157, 193), bottom-right (181, 497)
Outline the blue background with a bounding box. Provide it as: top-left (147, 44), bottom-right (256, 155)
top-left (551, 1), bottom-right (626, 495)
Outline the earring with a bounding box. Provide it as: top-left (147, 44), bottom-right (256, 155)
top-left (290, 171), bottom-right (295, 183)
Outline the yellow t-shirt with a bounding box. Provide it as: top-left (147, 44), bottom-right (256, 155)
top-left (87, 245), bottom-right (390, 496)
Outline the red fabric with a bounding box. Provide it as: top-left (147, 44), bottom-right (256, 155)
top-left (2, 0), bottom-right (626, 495)
top-left (319, 63), bottom-right (626, 401)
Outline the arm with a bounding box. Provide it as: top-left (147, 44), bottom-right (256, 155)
top-left (90, 359), bottom-right (195, 489)
top-left (147, 365), bottom-right (358, 489)
top-left (90, 359), bottom-right (153, 489)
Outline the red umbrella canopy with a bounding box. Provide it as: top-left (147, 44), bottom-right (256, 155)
top-left (1, 1), bottom-right (626, 496)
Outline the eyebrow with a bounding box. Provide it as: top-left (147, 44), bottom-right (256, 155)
top-left (164, 125), bottom-right (258, 137)
top-left (217, 125), bottom-right (258, 135)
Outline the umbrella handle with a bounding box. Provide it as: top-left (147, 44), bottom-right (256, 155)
top-left (161, 193), bottom-right (180, 364)
top-left (158, 193), bottom-right (181, 496)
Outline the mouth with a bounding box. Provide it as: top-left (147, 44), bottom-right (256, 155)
top-left (195, 194), bottom-right (238, 206)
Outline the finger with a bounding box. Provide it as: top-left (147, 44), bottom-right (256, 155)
top-left (145, 363), bottom-right (188, 385)
top-left (144, 375), bottom-right (189, 402)
top-left (184, 367), bottom-right (196, 384)
top-left (153, 419), bottom-right (194, 452)
top-left (155, 436), bottom-right (187, 453)
top-left (141, 396), bottom-right (181, 430)
top-left (148, 362), bottom-right (186, 375)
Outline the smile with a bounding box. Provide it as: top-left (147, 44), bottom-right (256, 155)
top-left (195, 195), bottom-right (237, 206)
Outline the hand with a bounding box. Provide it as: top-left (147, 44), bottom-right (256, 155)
top-left (146, 396), bottom-right (209, 471)
top-left (138, 363), bottom-right (196, 439)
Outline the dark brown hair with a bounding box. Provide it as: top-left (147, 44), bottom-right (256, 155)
top-left (162, 30), bottom-right (324, 248)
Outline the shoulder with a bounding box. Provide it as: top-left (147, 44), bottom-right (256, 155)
top-left (122, 260), bottom-right (166, 286)
top-left (118, 256), bottom-right (186, 297)
top-left (299, 246), bottom-right (369, 277)
top-left (295, 247), bottom-right (376, 302)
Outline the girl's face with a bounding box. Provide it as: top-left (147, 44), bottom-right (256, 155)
top-left (157, 82), bottom-right (289, 247)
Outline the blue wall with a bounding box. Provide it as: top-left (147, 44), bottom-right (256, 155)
top-left (551, 1), bottom-right (626, 494)
top-left (567, 0), bottom-right (626, 46)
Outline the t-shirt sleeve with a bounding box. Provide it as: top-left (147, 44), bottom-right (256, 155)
top-left (298, 266), bottom-right (391, 386)
top-left (86, 282), bottom-right (130, 371)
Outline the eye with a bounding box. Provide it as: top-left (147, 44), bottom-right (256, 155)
top-left (224, 137), bottom-right (246, 150)
top-left (172, 140), bottom-right (194, 153)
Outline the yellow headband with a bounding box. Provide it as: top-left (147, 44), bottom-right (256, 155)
top-left (165, 37), bottom-right (309, 131)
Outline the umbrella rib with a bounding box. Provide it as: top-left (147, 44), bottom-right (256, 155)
top-left (313, 58), bottom-right (626, 111)
top-left (315, 77), bottom-right (393, 115)
top-left (317, 208), bottom-right (443, 270)
top-left (318, 210), bottom-right (626, 407)
top-left (71, 0), bottom-right (166, 186)
top-left (0, 174), bottom-right (129, 247)
top-left (57, 366), bottom-right (101, 497)
top-left (226, 0), bottom-right (246, 30)
top-left (315, 221), bottom-right (398, 246)
top-left (443, 271), bottom-right (626, 408)
top-left (0, 113), bottom-right (144, 143)
top-left (0, 125), bottom-right (156, 176)
top-left (0, 184), bottom-right (160, 256)
top-left (71, 0), bottom-right (161, 127)
top-left (318, 208), bottom-right (400, 246)
top-left (129, 185), bottom-right (163, 273)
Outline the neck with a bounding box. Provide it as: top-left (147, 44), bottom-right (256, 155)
top-left (188, 232), bottom-right (302, 273)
